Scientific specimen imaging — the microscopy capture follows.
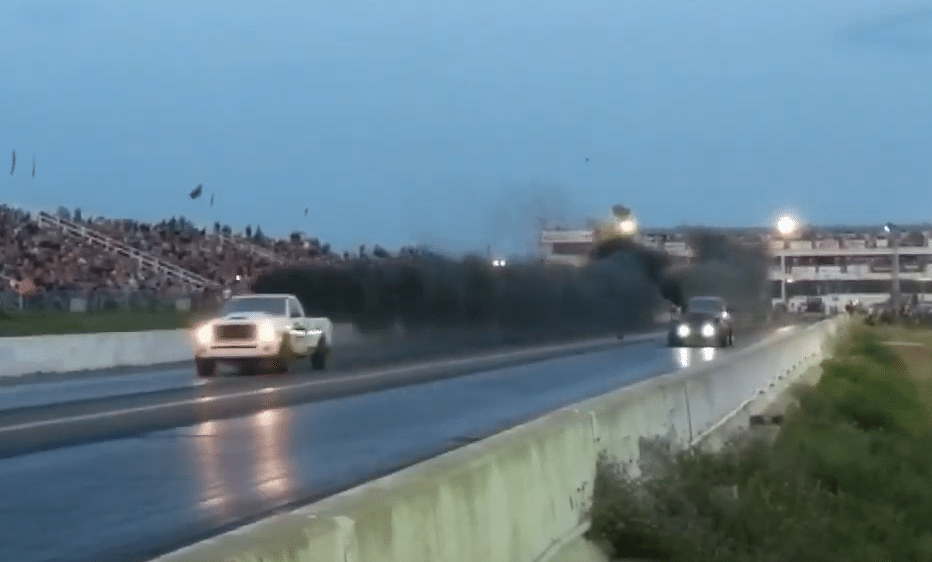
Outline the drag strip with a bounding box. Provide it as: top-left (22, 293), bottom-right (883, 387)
top-left (0, 326), bottom-right (785, 562)
top-left (0, 336), bottom-right (695, 562)
top-left (0, 329), bottom-right (659, 412)
top-left (0, 333), bottom-right (659, 459)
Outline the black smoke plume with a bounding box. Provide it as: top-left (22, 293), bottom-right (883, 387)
top-left (666, 231), bottom-right (769, 307)
top-left (253, 230), bottom-right (770, 334)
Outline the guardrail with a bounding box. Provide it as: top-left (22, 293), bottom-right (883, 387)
top-left (0, 288), bottom-right (214, 314)
top-left (0, 323), bottom-right (366, 378)
top-left (0, 322), bottom-right (656, 378)
top-left (149, 316), bottom-right (846, 562)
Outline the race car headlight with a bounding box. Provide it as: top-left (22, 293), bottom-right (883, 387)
top-left (195, 324), bottom-right (213, 345)
top-left (257, 320), bottom-right (277, 343)
top-left (677, 324), bottom-right (690, 337)
top-left (701, 323), bottom-right (716, 337)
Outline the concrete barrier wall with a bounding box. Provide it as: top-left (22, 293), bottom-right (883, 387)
top-left (151, 317), bottom-right (847, 562)
top-left (0, 322), bottom-right (366, 378)
top-left (0, 319), bottom-right (644, 378)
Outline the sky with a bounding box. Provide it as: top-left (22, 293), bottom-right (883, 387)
top-left (2, 0), bottom-right (932, 255)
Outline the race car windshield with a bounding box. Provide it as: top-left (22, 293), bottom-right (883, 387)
top-left (687, 298), bottom-right (723, 314)
top-left (221, 297), bottom-right (286, 316)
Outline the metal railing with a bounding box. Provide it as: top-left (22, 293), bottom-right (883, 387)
top-left (36, 211), bottom-right (221, 291)
top-left (217, 232), bottom-right (285, 264)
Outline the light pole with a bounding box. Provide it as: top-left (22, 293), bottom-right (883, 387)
top-left (884, 223), bottom-right (901, 313)
top-left (776, 215), bottom-right (797, 309)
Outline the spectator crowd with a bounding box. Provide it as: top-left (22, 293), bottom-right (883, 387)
top-left (1, 204), bottom-right (425, 301)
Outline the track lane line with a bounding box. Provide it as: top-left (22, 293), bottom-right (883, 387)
top-left (0, 332), bottom-right (662, 433)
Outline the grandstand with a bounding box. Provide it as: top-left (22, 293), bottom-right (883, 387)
top-left (540, 223), bottom-right (932, 311)
top-left (768, 226), bottom-right (932, 311)
top-left (0, 204), bottom-right (423, 311)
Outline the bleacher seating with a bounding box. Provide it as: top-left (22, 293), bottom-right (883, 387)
top-left (0, 204), bottom-right (422, 299)
top-left (37, 211), bottom-right (220, 291)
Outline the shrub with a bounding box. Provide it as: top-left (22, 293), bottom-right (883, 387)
top-left (588, 325), bottom-right (932, 561)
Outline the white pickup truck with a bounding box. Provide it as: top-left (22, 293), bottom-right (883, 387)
top-left (191, 293), bottom-right (333, 377)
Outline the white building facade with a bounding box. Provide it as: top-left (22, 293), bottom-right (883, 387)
top-left (769, 230), bottom-right (932, 310)
top-left (539, 228), bottom-right (696, 267)
top-left (540, 225), bottom-right (932, 310)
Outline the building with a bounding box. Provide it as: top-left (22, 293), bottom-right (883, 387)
top-left (538, 228), bottom-right (595, 267)
top-left (539, 226), bottom-right (696, 267)
top-left (540, 222), bottom-right (932, 310)
top-left (769, 225), bottom-right (932, 311)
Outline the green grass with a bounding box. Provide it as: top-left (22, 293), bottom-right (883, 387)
top-left (586, 325), bottom-right (932, 562)
top-left (0, 309), bottom-right (218, 336)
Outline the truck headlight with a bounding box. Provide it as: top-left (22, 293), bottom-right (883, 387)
top-left (257, 320), bottom-right (277, 343)
top-left (701, 323), bottom-right (715, 337)
top-left (677, 324), bottom-right (690, 337)
top-left (196, 324), bottom-right (213, 345)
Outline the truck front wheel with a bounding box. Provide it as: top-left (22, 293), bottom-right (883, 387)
top-left (195, 358), bottom-right (217, 378)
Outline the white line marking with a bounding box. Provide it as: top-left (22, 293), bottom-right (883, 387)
top-left (0, 333), bottom-right (660, 433)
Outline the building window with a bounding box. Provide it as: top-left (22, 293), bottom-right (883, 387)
top-left (551, 242), bottom-right (592, 255)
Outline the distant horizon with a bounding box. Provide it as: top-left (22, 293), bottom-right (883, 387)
top-left (12, 201), bottom-right (931, 251)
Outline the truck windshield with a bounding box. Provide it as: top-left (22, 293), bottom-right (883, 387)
top-left (687, 298), bottom-right (723, 314)
top-left (221, 297), bottom-right (286, 316)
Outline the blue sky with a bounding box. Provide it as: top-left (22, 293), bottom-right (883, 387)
top-left (2, 0), bottom-right (932, 255)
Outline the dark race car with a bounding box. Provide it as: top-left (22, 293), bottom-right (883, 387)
top-left (667, 296), bottom-right (734, 348)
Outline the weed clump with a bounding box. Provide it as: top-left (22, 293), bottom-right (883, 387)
top-left (587, 326), bottom-right (932, 561)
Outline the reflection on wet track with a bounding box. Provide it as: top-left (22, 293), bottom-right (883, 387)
top-left (193, 411), bottom-right (297, 511)
top-left (254, 409), bottom-right (293, 500)
top-left (674, 346), bottom-right (718, 368)
top-left (192, 420), bottom-right (229, 518)
top-left (0, 335), bottom-right (765, 562)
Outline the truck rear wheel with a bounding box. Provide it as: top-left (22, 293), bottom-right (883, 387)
top-left (195, 358), bottom-right (217, 378)
top-left (310, 342), bottom-right (329, 371)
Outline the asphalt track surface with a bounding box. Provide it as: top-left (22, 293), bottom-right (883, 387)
top-left (0, 328), bottom-right (781, 562)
